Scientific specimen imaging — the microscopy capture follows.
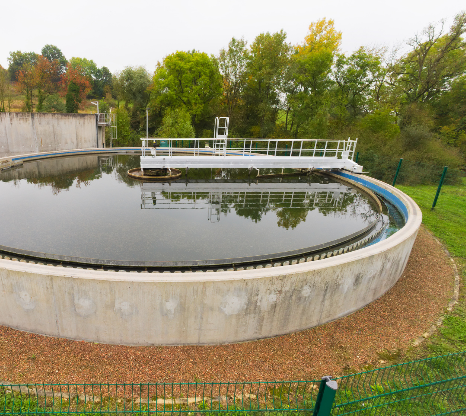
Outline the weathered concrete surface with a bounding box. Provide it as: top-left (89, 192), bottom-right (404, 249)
top-left (0, 113), bottom-right (100, 155)
top-left (0, 172), bottom-right (422, 345)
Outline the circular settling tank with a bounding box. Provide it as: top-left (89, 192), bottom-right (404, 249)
top-left (0, 150), bottom-right (421, 345)
top-left (0, 153), bottom-right (389, 270)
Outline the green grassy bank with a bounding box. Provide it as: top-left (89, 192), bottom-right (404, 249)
top-left (398, 177), bottom-right (466, 357)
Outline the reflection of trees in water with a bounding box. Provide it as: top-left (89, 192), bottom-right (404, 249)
top-left (153, 189), bottom-right (372, 230)
top-left (6, 154), bottom-right (378, 227)
top-left (22, 154), bottom-right (143, 193)
top-left (276, 206), bottom-right (309, 229)
top-left (114, 154), bottom-right (141, 187)
top-left (26, 167), bottom-right (101, 194)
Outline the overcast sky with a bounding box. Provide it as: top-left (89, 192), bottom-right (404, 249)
top-left (1, 0), bottom-right (464, 74)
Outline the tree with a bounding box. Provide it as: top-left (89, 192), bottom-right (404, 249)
top-left (0, 65), bottom-right (9, 112)
top-left (114, 107), bottom-right (133, 146)
top-left (42, 94), bottom-right (66, 113)
top-left (151, 51), bottom-right (223, 135)
top-left (333, 47), bottom-right (385, 121)
top-left (286, 19), bottom-right (341, 138)
top-left (242, 31), bottom-right (291, 137)
top-left (35, 55), bottom-right (60, 111)
top-left (433, 74), bottom-right (466, 153)
top-left (41, 44), bottom-right (67, 77)
top-left (157, 107), bottom-right (195, 138)
top-left (16, 62), bottom-right (37, 112)
top-left (115, 66), bottom-right (151, 109)
top-left (297, 18), bottom-right (342, 56)
top-left (392, 12), bottom-right (466, 104)
top-left (60, 63), bottom-right (92, 112)
top-left (69, 57), bottom-right (98, 79)
top-left (69, 57), bottom-right (111, 98)
top-left (7, 51), bottom-right (38, 81)
top-left (218, 38), bottom-right (248, 127)
top-left (65, 82), bottom-right (81, 113)
top-left (113, 66), bottom-right (152, 132)
top-left (92, 66), bottom-right (112, 98)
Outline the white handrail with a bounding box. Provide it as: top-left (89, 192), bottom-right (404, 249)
top-left (141, 137), bottom-right (358, 160)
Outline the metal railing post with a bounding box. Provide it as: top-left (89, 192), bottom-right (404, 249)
top-left (432, 166), bottom-right (448, 210)
top-left (392, 158), bottom-right (403, 187)
top-left (313, 376), bottom-right (338, 416)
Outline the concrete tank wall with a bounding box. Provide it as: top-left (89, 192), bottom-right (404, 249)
top-left (0, 113), bottom-right (99, 156)
top-left (0, 167), bottom-right (422, 346)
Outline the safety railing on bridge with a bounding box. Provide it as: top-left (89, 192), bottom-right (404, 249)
top-left (1, 350), bottom-right (464, 415)
top-left (141, 138), bottom-right (358, 160)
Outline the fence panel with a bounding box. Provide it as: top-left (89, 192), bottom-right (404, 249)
top-left (0, 380), bottom-right (320, 414)
top-left (333, 351), bottom-right (466, 415)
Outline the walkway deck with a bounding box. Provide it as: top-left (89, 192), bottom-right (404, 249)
top-left (140, 138), bottom-right (363, 173)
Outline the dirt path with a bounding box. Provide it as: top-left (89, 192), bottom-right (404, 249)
top-left (0, 226), bottom-right (456, 383)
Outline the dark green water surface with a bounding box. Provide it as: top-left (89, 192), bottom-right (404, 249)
top-left (0, 154), bottom-right (381, 262)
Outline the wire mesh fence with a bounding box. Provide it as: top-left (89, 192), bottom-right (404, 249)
top-left (332, 350), bottom-right (466, 415)
top-left (0, 380), bottom-right (321, 414)
top-left (1, 351), bottom-right (465, 415)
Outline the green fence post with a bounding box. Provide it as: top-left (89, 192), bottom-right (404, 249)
top-left (355, 152), bottom-right (359, 163)
top-left (392, 158), bottom-right (403, 187)
top-left (313, 376), bottom-right (338, 416)
top-left (432, 166), bottom-right (448, 210)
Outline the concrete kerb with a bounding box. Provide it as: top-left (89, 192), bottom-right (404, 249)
top-left (0, 153), bottom-right (422, 346)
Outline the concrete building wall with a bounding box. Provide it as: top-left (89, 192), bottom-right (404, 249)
top-left (0, 113), bottom-right (100, 156)
top-left (0, 170), bottom-right (422, 346)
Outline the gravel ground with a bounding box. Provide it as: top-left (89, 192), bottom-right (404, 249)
top-left (0, 226), bottom-right (455, 384)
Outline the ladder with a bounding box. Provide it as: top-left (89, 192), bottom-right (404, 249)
top-left (213, 117), bottom-right (229, 156)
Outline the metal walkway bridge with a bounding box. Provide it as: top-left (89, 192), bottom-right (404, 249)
top-left (140, 117), bottom-right (363, 173)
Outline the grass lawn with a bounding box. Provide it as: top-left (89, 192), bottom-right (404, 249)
top-left (397, 177), bottom-right (466, 357)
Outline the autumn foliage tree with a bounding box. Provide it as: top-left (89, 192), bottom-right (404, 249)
top-left (60, 64), bottom-right (92, 113)
top-left (35, 56), bottom-right (60, 111)
top-left (286, 18), bottom-right (342, 138)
